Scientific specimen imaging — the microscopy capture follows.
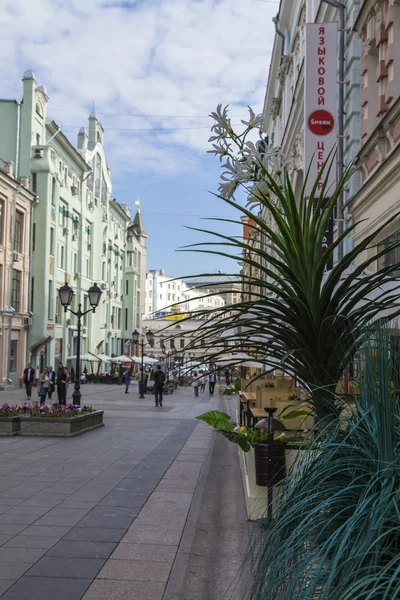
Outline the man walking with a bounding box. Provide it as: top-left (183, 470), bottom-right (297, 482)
top-left (56, 361), bottom-right (70, 405)
top-left (153, 365), bottom-right (165, 407)
top-left (209, 371), bottom-right (216, 396)
top-left (123, 369), bottom-right (130, 394)
top-left (47, 366), bottom-right (56, 400)
top-left (23, 362), bottom-right (35, 400)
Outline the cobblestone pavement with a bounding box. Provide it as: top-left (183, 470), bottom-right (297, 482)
top-left (0, 384), bottom-right (249, 599)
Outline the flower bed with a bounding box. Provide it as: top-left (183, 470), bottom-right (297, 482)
top-left (0, 404), bottom-right (104, 437)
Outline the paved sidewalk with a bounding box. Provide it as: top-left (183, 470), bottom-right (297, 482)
top-left (0, 385), bottom-right (217, 599)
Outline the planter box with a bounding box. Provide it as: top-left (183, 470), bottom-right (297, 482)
top-left (20, 410), bottom-right (104, 437)
top-left (0, 416), bottom-right (21, 436)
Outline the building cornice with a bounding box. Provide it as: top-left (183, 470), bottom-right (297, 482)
top-left (46, 120), bottom-right (90, 172)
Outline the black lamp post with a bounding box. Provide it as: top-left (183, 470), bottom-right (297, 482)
top-left (132, 329), bottom-right (154, 398)
top-left (160, 337), bottom-right (168, 380)
top-left (58, 282), bottom-right (102, 405)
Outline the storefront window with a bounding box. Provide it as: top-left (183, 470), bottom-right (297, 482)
top-left (10, 340), bottom-right (18, 373)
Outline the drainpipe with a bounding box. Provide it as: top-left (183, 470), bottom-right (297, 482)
top-left (272, 15), bottom-right (285, 54)
top-left (321, 0), bottom-right (345, 259)
top-left (26, 193), bottom-right (39, 363)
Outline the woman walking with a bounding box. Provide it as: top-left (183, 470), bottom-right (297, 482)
top-left (38, 367), bottom-right (50, 405)
top-left (192, 372), bottom-right (200, 397)
top-left (200, 374), bottom-right (207, 393)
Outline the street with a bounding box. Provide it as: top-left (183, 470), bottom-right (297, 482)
top-left (0, 384), bottom-right (249, 599)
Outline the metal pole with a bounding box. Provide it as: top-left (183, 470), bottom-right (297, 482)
top-left (322, 0), bottom-right (345, 258)
top-left (139, 340), bottom-right (145, 398)
top-left (72, 305), bottom-right (82, 406)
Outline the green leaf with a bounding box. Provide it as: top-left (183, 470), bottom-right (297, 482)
top-left (281, 410), bottom-right (311, 421)
top-left (196, 410), bottom-right (235, 432)
top-left (221, 431), bottom-right (252, 452)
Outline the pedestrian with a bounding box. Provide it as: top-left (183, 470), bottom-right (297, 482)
top-left (153, 365), bottom-right (165, 407)
top-left (23, 362), bottom-right (35, 400)
top-left (56, 361), bottom-right (70, 405)
top-left (192, 372), bottom-right (199, 397)
top-left (225, 368), bottom-right (231, 386)
top-left (209, 372), bottom-right (216, 396)
top-left (38, 367), bottom-right (50, 405)
top-left (144, 371), bottom-right (149, 393)
top-left (200, 374), bottom-right (207, 393)
top-left (123, 369), bottom-right (130, 394)
top-left (47, 366), bottom-right (56, 400)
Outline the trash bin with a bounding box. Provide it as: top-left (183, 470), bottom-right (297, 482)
top-left (254, 442), bottom-right (286, 487)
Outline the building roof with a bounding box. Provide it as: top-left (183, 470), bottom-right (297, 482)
top-left (184, 274), bottom-right (241, 286)
top-left (133, 207), bottom-right (147, 236)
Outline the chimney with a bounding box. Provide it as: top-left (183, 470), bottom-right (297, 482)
top-left (19, 176), bottom-right (30, 188)
top-left (3, 162), bottom-right (14, 178)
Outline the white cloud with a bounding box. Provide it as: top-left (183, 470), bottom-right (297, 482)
top-left (0, 0), bottom-right (277, 176)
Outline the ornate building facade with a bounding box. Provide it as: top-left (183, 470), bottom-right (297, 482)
top-left (0, 72), bottom-right (147, 378)
top-left (350, 0), bottom-right (400, 269)
top-left (0, 162), bottom-right (35, 385)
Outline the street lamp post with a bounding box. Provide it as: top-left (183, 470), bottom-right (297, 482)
top-left (160, 337), bottom-right (168, 380)
top-left (132, 329), bottom-right (154, 398)
top-left (58, 282), bottom-right (102, 406)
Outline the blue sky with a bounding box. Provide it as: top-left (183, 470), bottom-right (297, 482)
top-left (0, 0), bottom-right (278, 277)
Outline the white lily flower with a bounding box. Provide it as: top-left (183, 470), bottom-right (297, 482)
top-left (241, 106), bottom-right (263, 129)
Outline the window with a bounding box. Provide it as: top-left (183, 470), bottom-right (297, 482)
top-left (50, 227), bottom-right (54, 255)
top-left (73, 252), bottom-right (77, 274)
top-left (125, 308), bottom-right (128, 330)
top-left (51, 178), bottom-right (56, 205)
top-left (86, 259), bottom-right (89, 278)
top-left (170, 339), bottom-right (175, 349)
top-left (160, 294), bottom-right (162, 300)
top-left (0, 199), bottom-right (4, 245)
top-left (148, 305), bottom-right (152, 313)
top-left (149, 291), bottom-right (152, 299)
top-left (126, 280), bottom-right (129, 295)
top-left (14, 211), bottom-right (23, 253)
top-left (118, 308), bottom-right (121, 330)
top-left (168, 294), bottom-right (171, 301)
top-left (35, 102), bottom-right (43, 117)
top-left (48, 280), bottom-right (53, 319)
top-left (12, 269), bottom-right (21, 311)
top-left (381, 233), bottom-right (400, 269)
top-left (36, 133), bottom-right (40, 145)
top-left (58, 244), bottom-right (65, 269)
top-left (10, 340), bottom-right (18, 374)
top-left (180, 339), bottom-right (185, 349)
top-left (55, 296), bottom-right (61, 323)
top-left (168, 283), bottom-right (170, 289)
top-left (32, 174), bottom-right (37, 194)
top-left (102, 262), bottom-right (106, 281)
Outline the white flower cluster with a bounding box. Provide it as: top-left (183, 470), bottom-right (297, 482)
top-left (208, 105), bottom-right (287, 204)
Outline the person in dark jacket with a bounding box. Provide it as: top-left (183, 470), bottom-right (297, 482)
top-left (56, 362), bottom-right (70, 405)
top-left (153, 366), bottom-right (165, 407)
top-left (23, 363), bottom-right (35, 400)
top-left (47, 366), bottom-right (56, 400)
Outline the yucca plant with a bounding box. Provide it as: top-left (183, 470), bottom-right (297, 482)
top-left (180, 105), bottom-right (400, 423)
top-left (243, 325), bottom-right (400, 600)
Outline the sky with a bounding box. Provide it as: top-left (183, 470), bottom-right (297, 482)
top-left (0, 0), bottom-right (278, 278)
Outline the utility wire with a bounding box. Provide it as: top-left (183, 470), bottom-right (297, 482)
top-left (47, 107), bottom-right (253, 118)
top-left (60, 123), bottom-right (242, 132)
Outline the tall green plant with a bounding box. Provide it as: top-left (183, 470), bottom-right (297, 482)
top-left (180, 105), bottom-right (400, 421)
top-left (243, 326), bottom-right (400, 600)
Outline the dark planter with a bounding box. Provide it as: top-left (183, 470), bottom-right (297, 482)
top-left (20, 410), bottom-right (104, 437)
top-left (0, 416), bottom-right (21, 436)
top-left (254, 442), bottom-right (286, 487)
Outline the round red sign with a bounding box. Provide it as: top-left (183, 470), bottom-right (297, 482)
top-left (308, 110), bottom-right (335, 136)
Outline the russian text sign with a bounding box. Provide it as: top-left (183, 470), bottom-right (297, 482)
top-left (304, 22), bottom-right (338, 197)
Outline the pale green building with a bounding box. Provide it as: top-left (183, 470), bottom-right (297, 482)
top-left (0, 71), bottom-right (147, 377)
